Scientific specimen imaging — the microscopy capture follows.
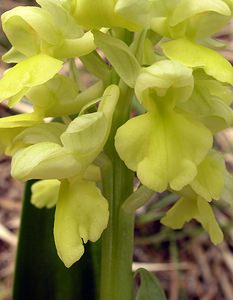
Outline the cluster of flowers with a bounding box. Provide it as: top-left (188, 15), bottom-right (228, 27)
top-left (0, 0), bottom-right (233, 267)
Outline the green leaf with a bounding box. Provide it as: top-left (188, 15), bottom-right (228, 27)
top-left (135, 268), bottom-right (167, 300)
top-left (161, 39), bottom-right (233, 85)
top-left (93, 31), bottom-right (140, 87)
top-left (0, 54), bottom-right (63, 107)
top-left (13, 181), bottom-right (99, 300)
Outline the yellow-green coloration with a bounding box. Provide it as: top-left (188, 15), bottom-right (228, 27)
top-left (11, 85), bottom-right (119, 181)
top-left (161, 196), bottom-right (223, 245)
top-left (54, 179), bottom-right (109, 268)
top-left (64, 0), bottom-right (142, 31)
top-left (115, 106), bottom-right (212, 192)
top-left (31, 179), bottom-right (60, 208)
top-left (150, 0), bottom-right (232, 40)
top-left (162, 39), bottom-right (233, 85)
top-left (178, 72), bottom-right (233, 133)
top-left (2, 3), bottom-right (95, 61)
top-left (9, 123), bottom-right (66, 155)
top-left (26, 75), bottom-right (104, 117)
top-left (135, 60), bottom-right (194, 105)
top-left (190, 151), bottom-right (225, 201)
top-left (0, 54), bottom-right (63, 107)
top-left (116, 60), bottom-right (212, 192)
top-left (0, 113), bottom-right (42, 154)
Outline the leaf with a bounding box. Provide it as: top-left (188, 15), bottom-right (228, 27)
top-left (13, 181), bottom-right (99, 300)
top-left (93, 31), bottom-right (140, 87)
top-left (161, 39), bottom-right (233, 85)
top-left (135, 268), bottom-right (167, 300)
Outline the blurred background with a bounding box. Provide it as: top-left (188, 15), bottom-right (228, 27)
top-left (0, 1), bottom-right (233, 299)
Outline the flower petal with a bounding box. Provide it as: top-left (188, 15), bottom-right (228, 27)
top-left (54, 179), bottom-right (109, 267)
top-left (0, 112), bottom-right (42, 154)
top-left (11, 142), bottom-right (82, 180)
top-left (161, 196), bottom-right (223, 245)
top-left (69, 0), bottom-right (141, 31)
top-left (115, 106), bottom-right (212, 192)
top-left (161, 39), bottom-right (233, 85)
top-left (179, 74), bottom-right (233, 133)
top-left (2, 6), bottom-right (60, 57)
top-left (135, 60), bottom-right (193, 105)
top-left (26, 75), bottom-right (103, 117)
top-left (190, 151), bottom-right (225, 201)
top-left (10, 122), bottom-right (66, 154)
top-left (31, 179), bottom-right (60, 208)
top-left (61, 85), bottom-right (119, 163)
top-left (0, 54), bottom-right (63, 106)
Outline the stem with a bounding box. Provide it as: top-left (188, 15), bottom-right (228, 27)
top-left (100, 29), bottom-right (148, 300)
top-left (99, 80), bottom-right (134, 300)
top-left (95, 153), bottom-right (114, 300)
top-left (114, 187), bottom-right (154, 300)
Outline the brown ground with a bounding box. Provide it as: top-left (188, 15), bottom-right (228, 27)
top-left (0, 1), bottom-right (233, 299)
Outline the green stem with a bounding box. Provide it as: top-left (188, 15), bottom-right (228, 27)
top-left (113, 187), bottom-right (154, 300)
top-left (99, 80), bottom-right (134, 300)
top-left (95, 153), bottom-right (114, 300)
top-left (100, 29), bottom-right (148, 300)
